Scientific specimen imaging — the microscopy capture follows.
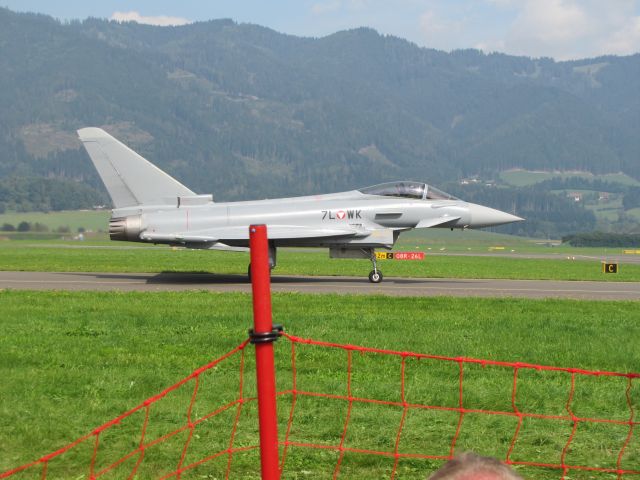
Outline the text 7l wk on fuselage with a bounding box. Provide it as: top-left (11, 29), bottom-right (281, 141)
top-left (78, 128), bottom-right (524, 283)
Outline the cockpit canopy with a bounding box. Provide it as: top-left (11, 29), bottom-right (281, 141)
top-left (359, 181), bottom-right (458, 201)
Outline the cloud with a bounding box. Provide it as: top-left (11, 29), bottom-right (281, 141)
top-left (311, 1), bottom-right (342, 15)
top-left (110, 11), bottom-right (191, 27)
top-left (484, 0), bottom-right (516, 6)
top-left (484, 0), bottom-right (640, 59)
top-left (311, 0), bottom-right (370, 15)
top-left (505, 0), bottom-right (594, 57)
top-left (601, 15), bottom-right (640, 55)
top-left (419, 9), bottom-right (465, 49)
top-left (297, 0), bottom-right (638, 59)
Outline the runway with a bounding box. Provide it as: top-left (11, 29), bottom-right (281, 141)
top-left (1, 271), bottom-right (640, 300)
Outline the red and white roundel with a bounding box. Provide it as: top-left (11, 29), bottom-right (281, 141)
top-left (336, 210), bottom-right (346, 219)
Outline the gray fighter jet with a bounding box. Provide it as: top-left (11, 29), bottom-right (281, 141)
top-left (78, 128), bottom-right (523, 283)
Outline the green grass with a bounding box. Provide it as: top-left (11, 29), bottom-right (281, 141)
top-left (1, 240), bottom-right (640, 282)
top-left (0, 210), bottom-right (110, 232)
top-left (601, 172), bottom-right (640, 185)
top-left (585, 198), bottom-right (624, 223)
top-left (627, 207), bottom-right (640, 222)
top-left (499, 170), bottom-right (640, 187)
top-left (0, 291), bottom-right (639, 479)
top-left (396, 228), bottom-right (624, 254)
top-left (396, 228), bottom-right (537, 250)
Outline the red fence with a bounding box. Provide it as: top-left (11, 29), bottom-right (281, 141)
top-left (2, 331), bottom-right (638, 479)
top-left (278, 333), bottom-right (639, 479)
top-left (0, 339), bottom-right (253, 479)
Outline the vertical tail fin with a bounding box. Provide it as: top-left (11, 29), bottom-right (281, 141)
top-left (77, 127), bottom-right (195, 208)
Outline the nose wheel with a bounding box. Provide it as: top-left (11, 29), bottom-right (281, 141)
top-left (368, 270), bottom-right (383, 283)
top-left (368, 250), bottom-right (384, 283)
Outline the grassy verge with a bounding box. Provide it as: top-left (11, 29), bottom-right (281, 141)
top-left (498, 170), bottom-right (640, 188)
top-left (1, 291), bottom-right (638, 478)
top-left (1, 241), bottom-right (640, 282)
top-left (0, 210), bottom-right (110, 233)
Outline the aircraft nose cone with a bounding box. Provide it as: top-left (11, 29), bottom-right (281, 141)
top-left (467, 203), bottom-right (524, 228)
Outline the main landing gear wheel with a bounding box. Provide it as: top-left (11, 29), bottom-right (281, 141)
top-left (368, 270), bottom-right (383, 283)
top-left (247, 243), bottom-right (277, 282)
top-left (247, 263), bottom-right (274, 281)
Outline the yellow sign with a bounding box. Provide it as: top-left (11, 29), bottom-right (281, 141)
top-left (602, 262), bottom-right (618, 274)
top-left (375, 251), bottom-right (425, 260)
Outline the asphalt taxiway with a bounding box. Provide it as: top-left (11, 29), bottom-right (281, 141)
top-left (1, 271), bottom-right (639, 300)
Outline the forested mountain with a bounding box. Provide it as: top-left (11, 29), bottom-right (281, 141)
top-left (0, 8), bottom-right (638, 236)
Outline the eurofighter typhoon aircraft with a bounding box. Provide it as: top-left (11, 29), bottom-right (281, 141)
top-left (78, 128), bottom-right (523, 283)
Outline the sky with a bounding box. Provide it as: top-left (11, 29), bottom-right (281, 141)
top-left (2, 0), bottom-right (640, 60)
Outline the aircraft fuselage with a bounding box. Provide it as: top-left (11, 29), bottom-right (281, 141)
top-left (110, 189), bottom-right (517, 250)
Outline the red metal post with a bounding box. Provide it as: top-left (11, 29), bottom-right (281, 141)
top-left (249, 225), bottom-right (280, 480)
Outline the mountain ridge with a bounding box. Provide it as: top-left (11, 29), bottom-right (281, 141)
top-left (0, 7), bottom-right (638, 210)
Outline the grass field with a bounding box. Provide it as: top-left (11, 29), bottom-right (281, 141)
top-left (627, 207), bottom-right (640, 222)
top-left (585, 199), bottom-right (624, 223)
top-left (1, 291), bottom-right (638, 479)
top-left (1, 239), bottom-right (640, 282)
top-left (2, 209), bottom-right (639, 480)
top-left (499, 170), bottom-right (640, 187)
top-left (0, 210), bottom-right (110, 233)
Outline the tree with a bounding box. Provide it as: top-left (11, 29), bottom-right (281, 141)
top-left (623, 187), bottom-right (640, 210)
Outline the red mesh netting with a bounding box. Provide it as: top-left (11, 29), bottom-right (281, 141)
top-left (279, 334), bottom-right (639, 479)
top-left (0, 340), bottom-right (255, 480)
top-left (2, 333), bottom-right (638, 479)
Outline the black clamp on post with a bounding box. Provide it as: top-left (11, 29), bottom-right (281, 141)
top-left (249, 324), bottom-right (284, 344)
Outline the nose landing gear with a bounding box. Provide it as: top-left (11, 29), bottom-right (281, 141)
top-left (368, 250), bottom-right (383, 283)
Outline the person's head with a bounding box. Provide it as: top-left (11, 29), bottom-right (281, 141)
top-left (428, 452), bottom-right (523, 480)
